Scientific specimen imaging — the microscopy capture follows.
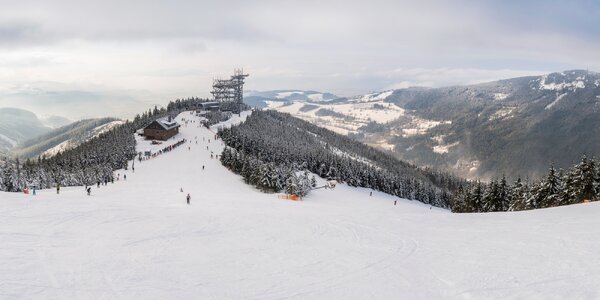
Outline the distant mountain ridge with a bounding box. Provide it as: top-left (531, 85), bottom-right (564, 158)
top-left (0, 108), bottom-right (52, 153)
top-left (40, 115), bottom-right (72, 129)
top-left (12, 118), bottom-right (122, 159)
top-left (0, 107), bottom-right (123, 159)
top-left (263, 70), bottom-right (600, 180)
top-left (244, 90), bottom-right (339, 108)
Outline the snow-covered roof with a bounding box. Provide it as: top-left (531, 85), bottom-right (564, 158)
top-left (150, 117), bottom-right (180, 130)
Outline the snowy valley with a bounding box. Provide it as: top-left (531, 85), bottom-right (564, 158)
top-left (261, 70), bottom-right (600, 180)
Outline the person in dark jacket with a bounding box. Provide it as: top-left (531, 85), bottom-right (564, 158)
top-left (186, 193), bottom-right (191, 205)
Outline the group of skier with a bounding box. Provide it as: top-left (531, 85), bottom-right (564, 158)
top-left (141, 138), bottom-right (187, 160)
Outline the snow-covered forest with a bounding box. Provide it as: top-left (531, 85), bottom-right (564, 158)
top-left (451, 155), bottom-right (600, 212)
top-left (218, 110), bottom-right (462, 208)
top-left (218, 110), bottom-right (600, 212)
top-left (202, 111), bottom-right (234, 127)
top-left (11, 117), bottom-right (120, 158)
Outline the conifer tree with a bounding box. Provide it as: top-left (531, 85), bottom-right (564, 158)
top-left (537, 165), bottom-right (561, 208)
top-left (508, 177), bottom-right (526, 211)
top-left (499, 175), bottom-right (510, 211)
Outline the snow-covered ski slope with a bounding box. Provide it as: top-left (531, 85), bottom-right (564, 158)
top-left (2, 111), bottom-right (600, 299)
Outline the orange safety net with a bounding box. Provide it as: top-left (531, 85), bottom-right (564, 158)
top-left (278, 194), bottom-right (303, 201)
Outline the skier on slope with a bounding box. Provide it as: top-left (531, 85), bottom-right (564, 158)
top-left (186, 193), bottom-right (191, 205)
top-left (87, 187), bottom-right (91, 196)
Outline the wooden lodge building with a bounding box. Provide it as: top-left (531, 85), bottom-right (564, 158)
top-left (143, 117), bottom-right (180, 140)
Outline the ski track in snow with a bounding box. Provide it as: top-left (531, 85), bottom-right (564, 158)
top-left (2, 110), bottom-right (600, 299)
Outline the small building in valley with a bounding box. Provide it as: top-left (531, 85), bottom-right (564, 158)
top-left (143, 117), bottom-right (180, 140)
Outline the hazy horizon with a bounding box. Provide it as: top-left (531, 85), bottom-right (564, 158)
top-left (1, 0), bottom-right (599, 120)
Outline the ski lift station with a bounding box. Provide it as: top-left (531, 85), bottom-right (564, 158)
top-left (197, 102), bottom-right (221, 111)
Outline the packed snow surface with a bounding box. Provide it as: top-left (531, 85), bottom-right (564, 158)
top-left (2, 111), bottom-right (600, 299)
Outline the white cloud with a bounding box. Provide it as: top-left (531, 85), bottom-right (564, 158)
top-left (0, 0), bottom-right (598, 118)
top-left (382, 68), bottom-right (544, 90)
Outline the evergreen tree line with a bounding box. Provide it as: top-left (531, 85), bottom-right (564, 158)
top-left (220, 147), bottom-right (316, 197)
top-left (0, 97), bottom-right (214, 192)
top-left (203, 111), bottom-right (233, 128)
top-left (168, 98), bottom-right (249, 113)
top-left (451, 155), bottom-right (600, 212)
top-left (218, 110), bottom-right (462, 207)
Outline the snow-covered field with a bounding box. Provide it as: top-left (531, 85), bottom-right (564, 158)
top-left (270, 100), bottom-right (405, 135)
top-left (2, 111), bottom-right (600, 299)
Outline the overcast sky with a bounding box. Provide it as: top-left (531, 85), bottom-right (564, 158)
top-left (1, 0), bottom-right (599, 119)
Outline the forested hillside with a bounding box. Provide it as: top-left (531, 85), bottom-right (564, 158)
top-left (218, 110), bottom-right (465, 208)
top-left (266, 70), bottom-right (600, 181)
top-left (218, 110), bottom-right (600, 212)
top-left (11, 118), bottom-right (120, 158)
top-left (383, 70), bottom-right (600, 180)
top-left (0, 107), bottom-right (52, 153)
